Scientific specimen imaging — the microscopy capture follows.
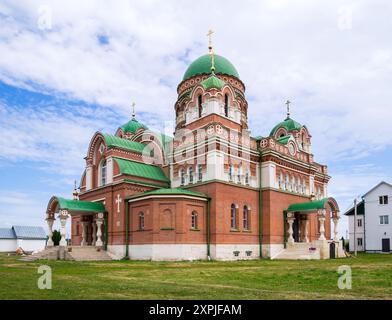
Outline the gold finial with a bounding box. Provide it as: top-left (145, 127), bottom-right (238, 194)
top-left (131, 102), bottom-right (136, 119)
top-left (285, 100), bottom-right (291, 119)
top-left (207, 29), bottom-right (215, 73)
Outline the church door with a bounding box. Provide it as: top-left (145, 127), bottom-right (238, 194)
top-left (292, 214), bottom-right (300, 242)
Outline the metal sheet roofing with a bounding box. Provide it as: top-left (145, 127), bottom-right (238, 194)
top-left (57, 197), bottom-right (106, 213)
top-left (13, 226), bottom-right (47, 239)
top-left (0, 228), bottom-right (15, 239)
top-left (114, 157), bottom-right (169, 183)
top-left (286, 198), bottom-right (329, 213)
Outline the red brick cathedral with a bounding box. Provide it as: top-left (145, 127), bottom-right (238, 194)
top-left (45, 43), bottom-right (344, 260)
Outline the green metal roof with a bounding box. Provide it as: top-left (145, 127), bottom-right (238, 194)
top-left (127, 188), bottom-right (208, 200)
top-left (183, 54), bottom-right (240, 81)
top-left (276, 135), bottom-right (290, 145)
top-left (57, 197), bottom-right (106, 213)
top-left (200, 74), bottom-right (226, 90)
top-left (120, 118), bottom-right (148, 134)
top-left (114, 157), bottom-right (169, 183)
top-left (103, 134), bottom-right (149, 154)
top-left (286, 198), bottom-right (329, 213)
top-left (270, 117), bottom-right (302, 137)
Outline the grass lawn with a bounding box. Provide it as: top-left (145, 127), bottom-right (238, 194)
top-left (0, 253), bottom-right (391, 300)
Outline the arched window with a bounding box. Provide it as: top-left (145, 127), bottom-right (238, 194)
top-left (139, 212), bottom-right (145, 231)
top-left (198, 95), bottom-right (202, 118)
top-left (302, 179), bottom-right (306, 194)
top-left (191, 211), bottom-right (198, 229)
top-left (224, 94), bottom-right (229, 117)
top-left (292, 176), bottom-right (296, 192)
top-left (278, 171), bottom-right (283, 189)
top-left (231, 204), bottom-right (237, 230)
top-left (243, 206), bottom-right (250, 230)
top-left (245, 167), bottom-right (250, 185)
top-left (180, 168), bottom-right (185, 185)
top-left (197, 164), bottom-right (203, 182)
top-left (229, 164), bottom-right (233, 181)
top-left (297, 176), bottom-right (301, 194)
top-left (237, 165), bottom-right (242, 183)
top-left (189, 166), bottom-right (193, 184)
top-left (100, 159), bottom-right (107, 186)
top-left (285, 173), bottom-right (289, 191)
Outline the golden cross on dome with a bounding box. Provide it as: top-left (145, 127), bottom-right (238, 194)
top-left (131, 102), bottom-right (136, 119)
top-left (206, 29), bottom-right (215, 73)
top-left (285, 100), bottom-right (291, 119)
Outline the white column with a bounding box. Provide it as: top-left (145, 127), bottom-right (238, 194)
top-left (332, 213), bottom-right (340, 241)
top-left (95, 218), bottom-right (104, 247)
top-left (46, 213), bottom-right (55, 247)
top-left (318, 210), bottom-right (326, 241)
top-left (287, 213), bottom-right (295, 244)
top-left (304, 218), bottom-right (309, 243)
top-left (92, 222), bottom-right (97, 246)
top-left (81, 221), bottom-right (88, 246)
top-left (59, 210), bottom-right (69, 247)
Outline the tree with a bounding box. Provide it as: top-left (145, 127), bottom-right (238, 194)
top-left (52, 230), bottom-right (61, 246)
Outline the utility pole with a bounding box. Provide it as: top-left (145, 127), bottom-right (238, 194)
top-left (354, 198), bottom-right (357, 256)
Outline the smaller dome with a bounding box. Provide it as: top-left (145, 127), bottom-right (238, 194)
top-left (120, 118), bottom-right (148, 134)
top-left (270, 118), bottom-right (302, 137)
top-left (200, 74), bottom-right (226, 90)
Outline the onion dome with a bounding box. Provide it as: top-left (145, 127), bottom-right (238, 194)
top-left (183, 54), bottom-right (239, 81)
top-left (119, 118), bottom-right (148, 134)
top-left (269, 117), bottom-right (302, 137)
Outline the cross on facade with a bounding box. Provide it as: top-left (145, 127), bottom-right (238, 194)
top-left (285, 100), bottom-right (291, 118)
top-left (115, 194), bottom-right (122, 213)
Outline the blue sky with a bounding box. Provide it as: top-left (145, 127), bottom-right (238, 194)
top-left (1, 0), bottom-right (392, 237)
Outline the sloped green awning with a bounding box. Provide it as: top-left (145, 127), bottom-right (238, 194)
top-left (57, 197), bottom-right (106, 213)
top-left (286, 198), bottom-right (338, 213)
top-left (114, 158), bottom-right (169, 183)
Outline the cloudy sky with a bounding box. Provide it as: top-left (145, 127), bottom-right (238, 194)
top-left (0, 0), bottom-right (391, 237)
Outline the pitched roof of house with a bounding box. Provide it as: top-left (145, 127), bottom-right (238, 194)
top-left (362, 181), bottom-right (392, 198)
top-left (0, 226), bottom-right (46, 240)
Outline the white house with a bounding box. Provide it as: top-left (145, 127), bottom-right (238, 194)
top-left (0, 225), bottom-right (47, 253)
top-left (345, 200), bottom-right (365, 252)
top-left (345, 181), bottom-right (392, 253)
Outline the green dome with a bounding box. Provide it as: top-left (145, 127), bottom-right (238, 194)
top-left (183, 54), bottom-right (240, 81)
top-left (200, 74), bottom-right (226, 90)
top-left (269, 118), bottom-right (302, 137)
top-left (120, 118), bottom-right (148, 134)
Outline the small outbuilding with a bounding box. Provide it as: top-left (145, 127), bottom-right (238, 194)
top-left (0, 225), bottom-right (47, 253)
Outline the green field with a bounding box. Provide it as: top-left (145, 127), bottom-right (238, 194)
top-left (0, 253), bottom-right (391, 300)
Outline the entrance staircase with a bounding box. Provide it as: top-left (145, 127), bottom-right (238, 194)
top-left (67, 246), bottom-right (113, 261)
top-left (272, 243), bottom-right (321, 260)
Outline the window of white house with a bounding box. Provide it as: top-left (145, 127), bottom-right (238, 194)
top-left (379, 195), bottom-right (388, 205)
top-left (191, 211), bottom-right (198, 229)
top-left (357, 238), bottom-right (363, 246)
top-left (100, 159), bottom-right (107, 186)
top-left (357, 218), bottom-right (362, 227)
top-left (380, 215), bottom-right (389, 225)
